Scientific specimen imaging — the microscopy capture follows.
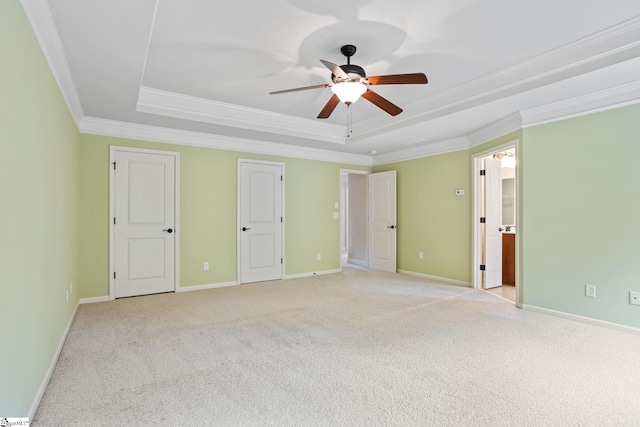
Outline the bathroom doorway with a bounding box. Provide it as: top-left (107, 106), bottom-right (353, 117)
top-left (472, 141), bottom-right (518, 305)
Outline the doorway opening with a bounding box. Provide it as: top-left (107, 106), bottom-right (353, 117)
top-left (340, 169), bottom-right (369, 268)
top-left (472, 141), bottom-right (519, 305)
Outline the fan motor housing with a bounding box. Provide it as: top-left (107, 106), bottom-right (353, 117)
top-left (332, 64), bottom-right (366, 83)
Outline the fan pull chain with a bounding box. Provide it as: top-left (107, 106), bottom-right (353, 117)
top-left (346, 105), bottom-right (353, 138)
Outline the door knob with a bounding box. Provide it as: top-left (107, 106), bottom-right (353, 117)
top-left (162, 228), bottom-right (173, 233)
top-left (387, 225), bottom-right (396, 229)
top-left (242, 227), bottom-right (251, 231)
top-left (499, 227), bottom-right (504, 232)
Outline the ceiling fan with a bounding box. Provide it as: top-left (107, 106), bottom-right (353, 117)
top-left (270, 44), bottom-right (428, 119)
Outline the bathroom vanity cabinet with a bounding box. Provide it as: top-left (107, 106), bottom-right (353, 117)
top-left (502, 233), bottom-right (516, 286)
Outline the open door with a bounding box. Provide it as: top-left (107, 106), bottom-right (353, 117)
top-left (484, 158), bottom-right (502, 289)
top-left (368, 170), bottom-right (397, 272)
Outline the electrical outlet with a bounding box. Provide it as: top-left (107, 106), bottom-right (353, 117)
top-left (585, 284), bottom-right (596, 298)
top-left (418, 251), bottom-right (424, 259)
top-left (317, 253), bottom-right (322, 261)
top-left (69, 282), bottom-right (73, 295)
top-left (630, 291), bottom-right (640, 306)
top-left (332, 212), bottom-right (339, 219)
top-left (66, 289), bottom-right (69, 302)
top-left (203, 262), bottom-right (209, 271)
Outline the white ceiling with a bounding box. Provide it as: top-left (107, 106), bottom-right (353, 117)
top-left (31, 0), bottom-right (640, 162)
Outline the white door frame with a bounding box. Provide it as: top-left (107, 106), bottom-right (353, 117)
top-left (339, 169), bottom-right (370, 268)
top-left (471, 140), bottom-right (519, 306)
top-left (237, 159), bottom-right (285, 284)
top-left (109, 146), bottom-right (181, 300)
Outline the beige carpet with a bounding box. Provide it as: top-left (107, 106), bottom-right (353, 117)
top-left (33, 267), bottom-right (640, 426)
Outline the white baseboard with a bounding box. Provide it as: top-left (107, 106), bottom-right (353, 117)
top-left (79, 296), bottom-right (109, 304)
top-left (284, 268), bottom-right (342, 280)
top-left (522, 304), bottom-right (640, 336)
top-left (29, 300), bottom-right (80, 419)
top-left (177, 281), bottom-right (238, 292)
top-left (347, 258), bottom-right (368, 267)
top-left (397, 270), bottom-right (472, 287)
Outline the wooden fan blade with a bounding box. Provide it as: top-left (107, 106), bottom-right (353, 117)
top-left (317, 94), bottom-right (341, 119)
top-left (361, 90), bottom-right (403, 116)
top-left (320, 59), bottom-right (350, 81)
top-left (269, 83), bottom-right (329, 95)
top-left (367, 73), bottom-right (428, 85)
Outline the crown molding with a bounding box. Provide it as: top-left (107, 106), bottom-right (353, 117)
top-left (20, 0), bottom-right (84, 124)
top-left (468, 113), bottom-right (523, 148)
top-left (79, 117), bottom-right (372, 166)
top-left (521, 79), bottom-right (640, 127)
top-left (373, 137), bottom-right (470, 166)
top-left (136, 87), bottom-right (347, 145)
top-left (350, 16), bottom-right (640, 143)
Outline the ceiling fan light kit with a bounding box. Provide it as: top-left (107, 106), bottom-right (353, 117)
top-left (331, 82), bottom-right (367, 105)
top-left (270, 44), bottom-right (428, 119)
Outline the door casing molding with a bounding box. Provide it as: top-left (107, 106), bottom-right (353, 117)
top-left (471, 139), bottom-right (519, 306)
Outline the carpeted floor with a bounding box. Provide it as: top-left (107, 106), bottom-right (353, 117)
top-left (33, 267), bottom-right (640, 426)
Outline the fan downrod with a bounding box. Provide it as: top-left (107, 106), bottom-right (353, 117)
top-left (340, 44), bottom-right (357, 64)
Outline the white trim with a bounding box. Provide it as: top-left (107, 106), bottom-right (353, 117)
top-left (468, 113), bottom-right (523, 148)
top-left (109, 146), bottom-right (181, 300)
top-left (78, 84), bottom-right (640, 168)
top-left (137, 87), bottom-right (346, 145)
top-left (79, 296), bottom-right (109, 304)
top-left (373, 137), bottom-right (470, 166)
top-left (283, 269), bottom-right (342, 280)
top-left (80, 117), bottom-right (372, 167)
top-left (521, 80), bottom-right (640, 127)
top-left (522, 304), bottom-right (640, 336)
top-left (237, 159), bottom-right (286, 285)
top-left (20, 0), bottom-right (84, 124)
top-left (29, 301), bottom-right (79, 419)
top-left (177, 281), bottom-right (239, 292)
top-left (397, 270), bottom-right (471, 287)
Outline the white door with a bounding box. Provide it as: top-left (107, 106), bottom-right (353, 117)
top-left (238, 161), bottom-right (283, 283)
top-left (368, 170), bottom-right (397, 272)
top-left (114, 150), bottom-right (177, 298)
top-left (484, 158), bottom-right (502, 289)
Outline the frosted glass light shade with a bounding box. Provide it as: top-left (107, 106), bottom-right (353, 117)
top-left (331, 82), bottom-right (367, 105)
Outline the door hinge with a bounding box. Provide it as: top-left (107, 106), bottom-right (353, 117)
top-left (280, 175), bottom-right (283, 181)
top-left (281, 217), bottom-right (283, 223)
top-left (480, 217), bottom-right (486, 223)
top-left (114, 272), bottom-right (116, 279)
top-left (480, 265), bottom-right (486, 271)
top-left (480, 169), bottom-right (486, 176)
top-left (281, 258), bottom-right (283, 264)
top-left (112, 161), bottom-right (116, 170)
top-left (113, 217), bottom-right (116, 225)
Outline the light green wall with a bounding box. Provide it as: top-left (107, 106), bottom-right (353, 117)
top-left (0, 1), bottom-right (79, 416)
top-left (374, 150), bottom-right (472, 282)
top-left (78, 134), bottom-right (369, 297)
top-left (522, 104), bottom-right (640, 327)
